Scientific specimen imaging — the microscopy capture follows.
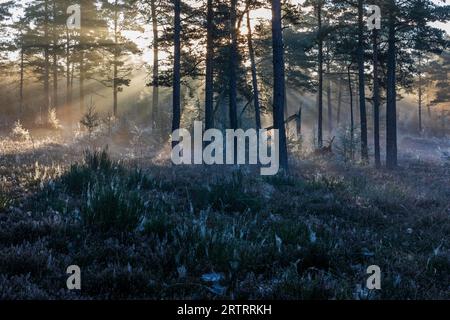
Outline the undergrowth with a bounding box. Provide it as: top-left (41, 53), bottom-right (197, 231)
top-left (0, 150), bottom-right (449, 300)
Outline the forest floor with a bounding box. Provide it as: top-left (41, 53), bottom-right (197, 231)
top-left (0, 128), bottom-right (449, 299)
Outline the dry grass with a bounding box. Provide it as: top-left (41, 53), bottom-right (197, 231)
top-left (0, 134), bottom-right (449, 300)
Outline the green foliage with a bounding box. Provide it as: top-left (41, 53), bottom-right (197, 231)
top-left (82, 182), bottom-right (144, 232)
top-left (336, 126), bottom-right (361, 163)
top-left (0, 191), bottom-right (12, 212)
top-left (190, 171), bottom-right (263, 213)
top-left (80, 103), bottom-right (101, 140)
top-left (63, 149), bottom-right (113, 195)
top-left (84, 149), bottom-right (113, 172)
top-left (2, 150), bottom-right (450, 299)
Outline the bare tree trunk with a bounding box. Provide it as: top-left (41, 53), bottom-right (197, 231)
top-left (229, 0), bottom-right (238, 130)
top-left (372, 28), bottom-right (381, 168)
top-left (317, 2), bottom-right (323, 148)
top-left (386, 11), bottom-right (398, 169)
top-left (204, 0), bottom-right (214, 130)
top-left (79, 5), bottom-right (85, 114)
top-left (52, 0), bottom-right (58, 112)
top-left (246, 10), bottom-right (261, 130)
top-left (418, 54), bottom-right (423, 135)
top-left (296, 104), bottom-right (302, 137)
top-left (113, 2), bottom-right (118, 118)
top-left (171, 0), bottom-right (182, 148)
top-left (271, 0), bottom-right (288, 171)
top-left (327, 63), bottom-right (332, 135)
top-left (357, 0), bottom-right (368, 162)
top-left (44, 0), bottom-right (50, 121)
top-left (427, 80), bottom-right (432, 119)
top-left (326, 40), bottom-right (332, 136)
top-left (348, 65), bottom-right (354, 160)
top-left (80, 54), bottom-right (85, 113)
top-left (66, 29), bottom-right (72, 109)
top-left (150, 0), bottom-right (159, 127)
top-left (19, 38), bottom-right (24, 119)
top-left (336, 82), bottom-right (342, 126)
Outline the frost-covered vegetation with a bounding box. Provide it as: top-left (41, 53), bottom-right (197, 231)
top-left (0, 136), bottom-right (449, 299)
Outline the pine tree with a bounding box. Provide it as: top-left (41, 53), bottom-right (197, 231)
top-left (99, 0), bottom-right (142, 118)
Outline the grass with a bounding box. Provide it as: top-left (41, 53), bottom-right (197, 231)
top-left (0, 149), bottom-right (449, 299)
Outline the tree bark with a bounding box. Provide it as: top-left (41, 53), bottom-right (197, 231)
top-left (336, 81), bottom-right (342, 126)
top-left (172, 0), bottom-right (182, 148)
top-left (327, 63), bottom-right (332, 135)
top-left (271, 0), bottom-right (288, 171)
top-left (79, 54), bottom-right (85, 114)
top-left (296, 104), bottom-right (302, 138)
top-left (113, 2), bottom-right (118, 117)
top-left (418, 54), bottom-right (423, 134)
top-left (151, 0), bottom-right (159, 127)
top-left (79, 4), bottom-right (85, 114)
top-left (66, 29), bottom-right (72, 109)
top-left (52, 0), bottom-right (57, 111)
top-left (317, 2), bottom-right (323, 148)
top-left (246, 10), bottom-right (261, 130)
top-left (19, 36), bottom-right (24, 119)
top-left (386, 11), bottom-right (398, 169)
top-left (229, 0), bottom-right (238, 130)
top-left (205, 0), bottom-right (214, 130)
top-left (348, 65), bottom-right (354, 160)
top-left (357, 0), bottom-right (368, 162)
top-left (44, 0), bottom-right (50, 121)
top-left (372, 28), bottom-right (381, 168)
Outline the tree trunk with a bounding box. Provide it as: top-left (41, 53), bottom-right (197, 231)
top-left (246, 10), bottom-right (261, 130)
top-left (336, 82), bottom-right (342, 126)
top-left (204, 0), bottom-right (214, 130)
top-left (66, 29), bottom-right (72, 109)
top-left (151, 0), bottom-right (159, 127)
top-left (326, 41), bottom-right (332, 136)
top-left (229, 0), bottom-right (238, 130)
top-left (296, 104), bottom-right (302, 137)
top-left (418, 54), bottom-right (423, 134)
top-left (44, 0), bottom-right (50, 121)
top-left (271, 0), bottom-right (288, 171)
top-left (171, 0), bottom-right (182, 148)
top-left (52, 0), bottom-right (57, 111)
top-left (327, 63), bottom-right (332, 135)
top-left (53, 52), bottom-right (57, 110)
top-left (19, 38), bottom-right (24, 119)
top-left (317, 2), bottom-right (323, 148)
top-left (348, 65), bottom-right (354, 160)
top-left (113, 4), bottom-right (118, 117)
top-left (372, 28), bottom-right (381, 168)
top-left (386, 12), bottom-right (398, 169)
top-left (79, 5), bottom-right (85, 114)
top-left (79, 54), bottom-right (85, 113)
top-left (357, 0), bottom-right (368, 162)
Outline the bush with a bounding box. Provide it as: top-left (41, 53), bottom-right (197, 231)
top-left (62, 150), bottom-right (113, 194)
top-left (82, 182), bottom-right (144, 232)
top-left (190, 171), bottom-right (263, 213)
top-left (84, 149), bottom-right (114, 172)
top-left (80, 102), bottom-right (100, 140)
top-left (335, 126), bottom-right (360, 163)
top-left (10, 120), bottom-right (30, 141)
top-left (48, 108), bottom-right (62, 130)
top-left (0, 192), bottom-right (12, 212)
top-left (63, 164), bottom-right (93, 195)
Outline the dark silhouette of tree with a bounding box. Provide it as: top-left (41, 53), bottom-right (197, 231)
top-left (271, 0), bottom-right (288, 171)
top-left (172, 0), bottom-right (181, 147)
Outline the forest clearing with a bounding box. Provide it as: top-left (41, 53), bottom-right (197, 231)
top-left (0, 128), bottom-right (449, 299)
